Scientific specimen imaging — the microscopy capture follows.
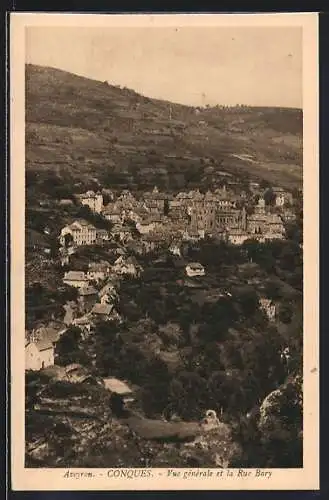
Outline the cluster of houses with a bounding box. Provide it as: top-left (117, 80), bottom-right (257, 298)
top-left (25, 182), bottom-right (292, 375)
top-left (61, 255), bottom-right (143, 328)
top-left (58, 184), bottom-right (296, 257)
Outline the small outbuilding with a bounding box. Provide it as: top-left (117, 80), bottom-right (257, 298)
top-left (103, 377), bottom-right (135, 404)
top-left (185, 262), bottom-right (205, 278)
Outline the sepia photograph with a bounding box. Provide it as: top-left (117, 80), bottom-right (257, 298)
top-left (10, 13), bottom-right (319, 490)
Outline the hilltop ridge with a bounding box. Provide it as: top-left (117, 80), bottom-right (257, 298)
top-left (26, 64), bottom-right (302, 193)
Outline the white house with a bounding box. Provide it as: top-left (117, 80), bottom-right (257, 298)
top-left (25, 329), bottom-right (58, 371)
top-left (185, 262), bottom-right (205, 278)
top-left (59, 220), bottom-right (97, 247)
top-left (63, 271), bottom-right (89, 288)
top-left (25, 340), bottom-right (55, 371)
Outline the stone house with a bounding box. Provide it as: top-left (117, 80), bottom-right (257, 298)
top-left (75, 191), bottom-right (103, 213)
top-left (77, 285), bottom-right (98, 314)
top-left (86, 261), bottom-right (111, 282)
top-left (96, 229), bottom-right (109, 244)
top-left (102, 203), bottom-right (122, 224)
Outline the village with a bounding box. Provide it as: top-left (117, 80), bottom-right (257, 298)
top-left (22, 22), bottom-right (306, 469)
top-left (25, 180), bottom-right (298, 382)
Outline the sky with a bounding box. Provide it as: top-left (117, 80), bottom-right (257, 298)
top-left (25, 26), bottom-right (303, 108)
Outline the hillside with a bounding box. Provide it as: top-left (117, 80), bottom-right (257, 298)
top-left (25, 372), bottom-right (242, 468)
top-left (26, 64), bottom-right (303, 194)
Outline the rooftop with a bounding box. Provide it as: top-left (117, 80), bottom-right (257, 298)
top-left (103, 377), bottom-right (133, 395)
top-left (186, 262), bottom-right (205, 270)
top-left (27, 326), bottom-right (60, 351)
top-left (78, 285), bottom-right (98, 296)
top-left (69, 219), bottom-right (96, 231)
top-left (92, 303), bottom-right (114, 316)
top-left (64, 271), bottom-right (88, 281)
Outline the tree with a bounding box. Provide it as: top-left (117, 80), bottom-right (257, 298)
top-left (263, 188), bottom-right (276, 206)
top-left (279, 302), bottom-right (293, 324)
top-left (167, 371), bottom-right (208, 420)
top-left (64, 233), bottom-right (74, 248)
top-left (236, 288), bottom-right (259, 318)
top-left (55, 326), bottom-right (89, 366)
top-left (260, 179), bottom-right (270, 190)
top-left (93, 321), bottom-right (123, 376)
top-left (257, 375), bottom-right (303, 467)
top-left (60, 285), bottom-right (78, 303)
top-left (264, 280), bottom-right (282, 301)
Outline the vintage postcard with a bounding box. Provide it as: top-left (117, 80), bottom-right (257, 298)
top-left (10, 12), bottom-right (319, 490)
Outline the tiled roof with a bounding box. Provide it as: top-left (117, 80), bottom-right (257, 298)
top-left (26, 326), bottom-right (59, 351)
top-left (33, 327), bottom-right (60, 344)
top-left (68, 219), bottom-right (96, 231)
top-left (35, 338), bottom-right (54, 351)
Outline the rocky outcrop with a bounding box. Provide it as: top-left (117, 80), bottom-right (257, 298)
top-left (256, 374), bottom-right (303, 466)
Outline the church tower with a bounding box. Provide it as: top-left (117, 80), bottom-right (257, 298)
top-left (255, 196), bottom-right (266, 215)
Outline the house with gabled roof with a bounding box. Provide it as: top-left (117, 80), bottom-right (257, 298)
top-left (112, 255), bottom-right (142, 277)
top-left (59, 219), bottom-right (97, 247)
top-left (102, 203), bottom-right (122, 223)
top-left (91, 303), bottom-right (120, 322)
top-left (63, 270), bottom-right (89, 288)
top-left (87, 261), bottom-right (111, 282)
top-left (75, 191), bottom-right (103, 213)
top-left (77, 285), bottom-right (98, 314)
top-left (25, 326), bottom-right (61, 371)
top-left (25, 339), bottom-right (55, 371)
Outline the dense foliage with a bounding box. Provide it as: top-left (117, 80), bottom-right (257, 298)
top-left (48, 227), bottom-right (303, 467)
